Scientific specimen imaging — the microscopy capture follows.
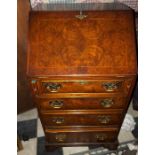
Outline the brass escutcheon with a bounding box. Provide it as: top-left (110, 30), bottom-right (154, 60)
top-left (78, 80), bottom-right (89, 85)
top-left (75, 11), bottom-right (87, 20)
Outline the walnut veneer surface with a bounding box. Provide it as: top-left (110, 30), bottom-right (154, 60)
top-left (27, 3), bottom-right (137, 150)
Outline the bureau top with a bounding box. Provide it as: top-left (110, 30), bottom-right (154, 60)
top-left (27, 8), bottom-right (137, 77)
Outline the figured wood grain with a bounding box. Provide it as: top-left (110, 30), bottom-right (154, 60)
top-left (46, 130), bottom-right (117, 143)
top-left (36, 96), bottom-right (126, 110)
top-left (27, 4), bottom-right (137, 150)
top-left (45, 127), bottom-right (118, 144)
top-left (41, 112), bottom-right (123, 127)
top-left (27, 11), bottom-right (137, 77)
top-left (30, 77), bottom-right (133, 96)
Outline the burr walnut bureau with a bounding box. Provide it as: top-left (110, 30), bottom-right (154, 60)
top-left (27, 3), bottom-right (137, 150)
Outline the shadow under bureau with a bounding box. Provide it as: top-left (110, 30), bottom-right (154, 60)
top-left (27, 3), bottom-right (137, 151)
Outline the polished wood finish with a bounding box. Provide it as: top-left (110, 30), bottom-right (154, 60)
top-left (17, 0), bottom-right (34, 113)
top-left (45, 128), bottom-right (118, 143)
top-left (27, 11), bottom-right (137, 77)
top-left (38, 79), bottom-right (131, 94)
top-left (36, 96), bottom-right (126, 110)
top-left (27, 3), bottom-right (137, 150)
top-left (45, 127), bottom-right (119, 150)
top-left (41, 110), bottom-right (123, 127)
top-left (30, 76), bottom-right (133, 96)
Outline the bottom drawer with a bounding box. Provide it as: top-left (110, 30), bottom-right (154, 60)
top-left (45, 128), bottom-right (118, 143)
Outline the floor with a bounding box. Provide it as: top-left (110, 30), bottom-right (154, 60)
top-left (17, 101), bottom-right (137, 155)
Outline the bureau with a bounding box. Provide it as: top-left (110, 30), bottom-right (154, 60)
top-left (27, 3), bottom-right (137, 151)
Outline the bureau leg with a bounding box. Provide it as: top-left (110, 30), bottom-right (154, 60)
top-left (45, 144), bottom-right (59, 152)
top-left (107, 143), bottom-right (118, 150)
top-left (105, 141), bottom-right (118, 150)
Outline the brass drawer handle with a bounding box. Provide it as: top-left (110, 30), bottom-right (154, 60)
top-left (102, 82), bottom-right (121, 91)
top-left (95, 134), bottom-right (107, 141)
top-left (100, 99), bottom-right (113, 108)
top-left (98, 115), bottom-right (111, 124)
top-left (52, 117), bottom-right (64, 124)
top-left (49, 100), bottom-right (63, 109)
top-left (55, 134), bottom-right (66, 142)
top-left (45, 83), bottom-right (62, 92)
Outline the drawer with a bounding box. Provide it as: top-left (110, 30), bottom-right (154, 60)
top-left (36, 79), bottom-right (132, 94)
top-left (37, 96), bottom-right (126, 110)
top-left (45, 128), bottom-right (118, 143)
top-left (41, 111), bottom-right (123, 127)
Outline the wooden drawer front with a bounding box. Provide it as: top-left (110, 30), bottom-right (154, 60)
top-left (42, 112), bottom-right (122, 126)
top-left (39, 79), bottom-right (132, 94)
top-left (38, 97), bottom-right (126, 110)
top-left (46, 129), bottom-right (118, 143)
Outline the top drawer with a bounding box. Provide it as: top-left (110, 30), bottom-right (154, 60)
top-left (31, 78), bottom-right (133, 95)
